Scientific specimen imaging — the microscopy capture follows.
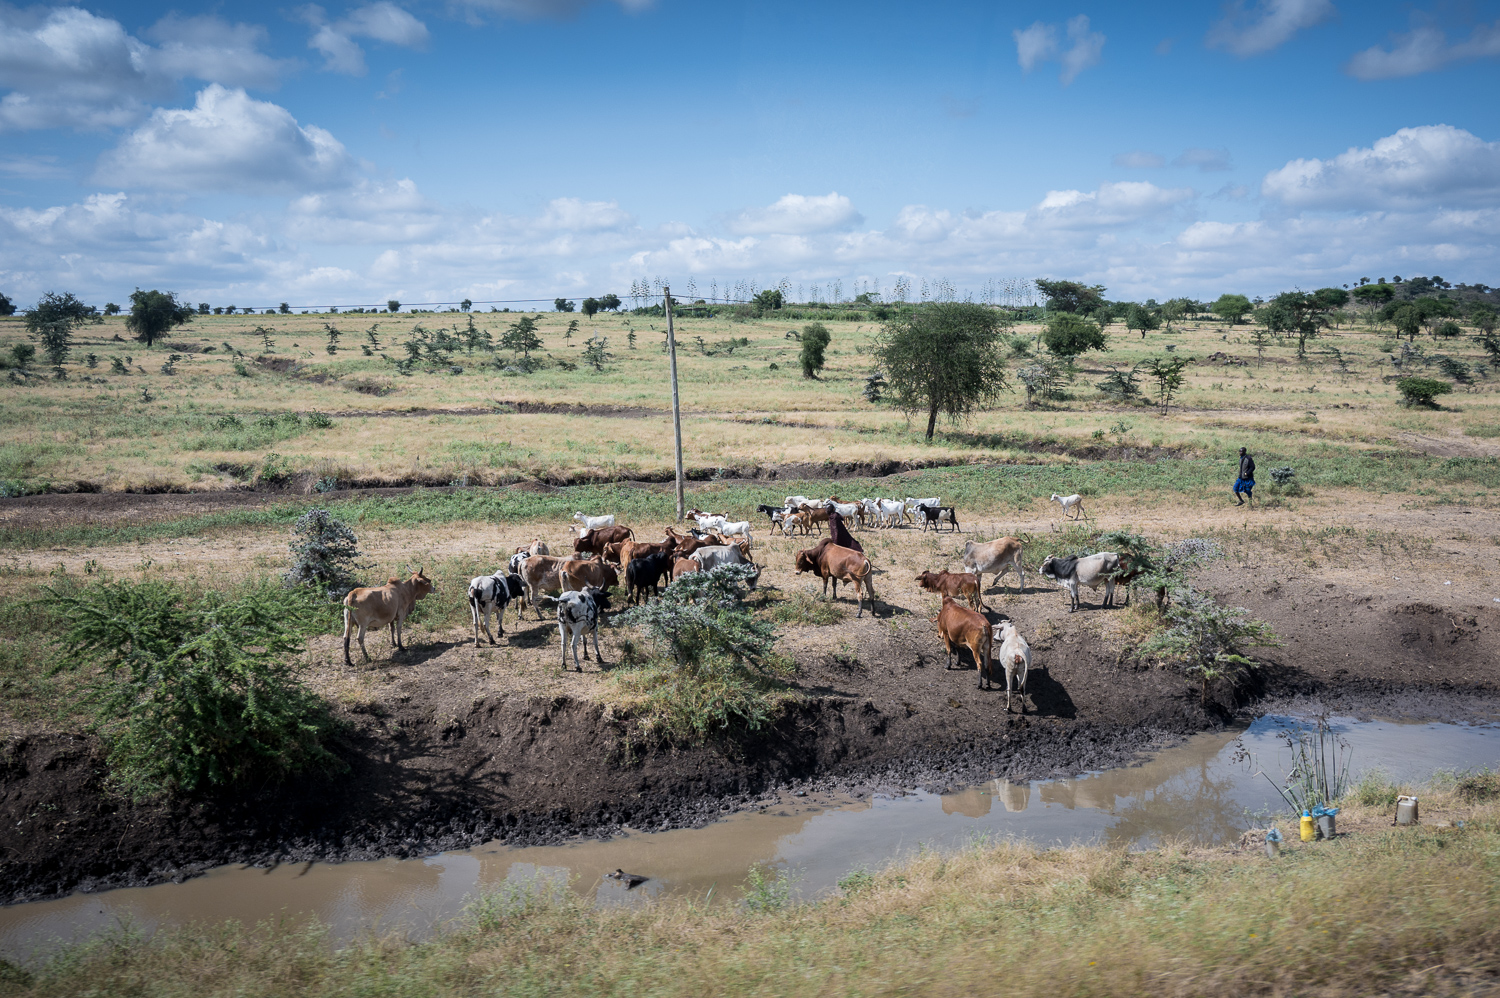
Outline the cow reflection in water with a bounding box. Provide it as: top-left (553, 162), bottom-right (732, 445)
top-left (938, 780), bottom-right (1032, 818)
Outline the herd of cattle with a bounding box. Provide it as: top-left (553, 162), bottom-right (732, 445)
top-left (338, 495), bottom-right (1142, 713)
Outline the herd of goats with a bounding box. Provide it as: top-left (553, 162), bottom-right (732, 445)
top-left (339, 493), bottom-right (1130, 715)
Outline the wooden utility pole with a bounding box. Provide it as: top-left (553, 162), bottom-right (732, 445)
top-left (664, 286), bottom-right (685, 521)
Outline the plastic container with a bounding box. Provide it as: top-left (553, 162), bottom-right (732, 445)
top-left (1312, 805), bottom-right (1339, 840)
top-left (1264, 827), bottom-right (1282, 858)
top-left (1300, 811), bottom-right (1316, 842)
top-left (1396, 795), bottom-right (1419, 825)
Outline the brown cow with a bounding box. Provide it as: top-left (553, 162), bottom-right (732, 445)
top-left (562, 556), bottom-right (619, 593)
top-left (573, 525), bottom-right (634, 558)
top-left (616, 536), bottom-right (673, 570)
top-left (916, 569), bottom-right (983, 610)
top-left (934, 595), bottom-right (993, 689)
top-left (794, 539), bottom-right (877, 617)
top-left (601, 541), bottom-right (627, 566)
top-left (672, 556), bottom-right (700, 577)
top-left (342, 568), bottom-right (436, 666)
top-left (522, 555), bottom-right (568, 616)
top-left (514, 537), bottom-right (549, 557)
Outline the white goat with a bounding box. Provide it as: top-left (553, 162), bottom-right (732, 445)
top-left (573, 512), bottom-right (616, 531)
top-left (1049, 493), bottom-right (1088, 521)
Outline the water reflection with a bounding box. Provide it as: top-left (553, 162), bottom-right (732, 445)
top-left (3, 716), bottom-right (1496, 962)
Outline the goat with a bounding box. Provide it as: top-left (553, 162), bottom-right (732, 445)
top-left (1050, 493), bottom-right (1088, 521)
top-left (573, 512), bottom-right (616, 531)
top-left (919, 505), bottom-right (961, 533)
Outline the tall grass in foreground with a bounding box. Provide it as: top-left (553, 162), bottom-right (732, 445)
top-left (8, 799), bottom-right (1498, 997)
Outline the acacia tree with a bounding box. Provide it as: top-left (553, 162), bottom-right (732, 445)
top-left (26, 291), bottom-right (94, 366)
top-left (1034, 279), bottom-right (1106, 313)
top-left (126, 289), bottom-right (193, 349)
top-left (501, 315), bottom-right (542, 364)
top-left (1041, 313), bottom-right (1107, 360)
top-left (1210, 294), bottom-right (1251, 325)
top-left (1125, 303), bottom-right (1160, 338)
top-left (876, 303), bottom-right (1008, 439)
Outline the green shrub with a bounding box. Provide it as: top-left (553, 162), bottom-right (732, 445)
top-left (49, 579), bottom-right (342, 796)
top-left (1456, 768), bottom-right (1499, 804)
top-left (1396, 376), bottom-right (1453, 407)
top-left (1269, 466), bottom-right (1296, 486)
top-left (284, 508), bottom-right (366, 598)
top-left (799, 322), bottom-right (831, 378)
top-left (768, 588), bottom-right (845, 626)
top-left (742, 865), bottom-right (799, 912)
top-left (1139, 583), bottom-right (1277, 702)
top-left (1345, 769), bottom-right (1404, 808)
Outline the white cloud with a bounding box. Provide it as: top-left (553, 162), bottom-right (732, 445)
top-left (1345, 21), bottom-right (1500, 80)
top-left (95, 85), bottom-right (356, 193)
top-left (1206, 0), bottom-right (1335, 57)
top-left (457, 0), bottom-right (653, 18)
top-left (1014, 15), bottom-right (1104, 84)
top-left (0, 7), bottom-right (288, 131)
top-left (300, 3), bottom-right (429, 76)
top-left (1173, 147), bottom-right (1233, 171)
top-left (730, 193), bottom-right (862, 235)
top-left (1113, 150), bottom-right (1165, 168)
top-left (1261, 124), bottom-right (1500, 210)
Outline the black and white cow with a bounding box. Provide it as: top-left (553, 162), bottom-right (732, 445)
top-left (556, 585), bottom-right (610, 671)
top-left (1039, 552), bottom-right (1122, 612)
top-left (468, 572), bottom-right (527, 646)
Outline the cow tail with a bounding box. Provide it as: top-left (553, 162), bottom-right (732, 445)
top-left (858, 559), bottom-right (876, 600)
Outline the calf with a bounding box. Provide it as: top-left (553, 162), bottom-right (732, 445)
top-left (468, 572), bottom-right (526, 646)
top-left (672, 556), bottom-right (700, 577)
top-left (919, 505), bottom-right (961, 533)
top-left (691, 543), bottom-right (761, 585)
top-left (794, 540), bottom-right (877, 617)
top-left (562, 556), bottom-right (619, 593)
top-left (507, 551), bottom-right (530, 578)
top-left (555, 586), bottom-right (609, 671)
top-left (618, 536), bottom-right (677, 572)
top-left (962, 537), bottom-right (1024, 596)
top-left (573, 512), bottom-right (615, 531)
top-left (993, 621), bottom-right (1032, 713)
top-left (934, 595), bottom-right (993, 689)
top-left (915, 569), bottom-right (982, 610)
top-left (342, 569), bottom-right (436, 666)
top-left (626, 551), bottom-right (675, 604)
top-left (1039, 552), bottom-right (1122, 612)
top-left (514, 537), bottom-right (549, 557)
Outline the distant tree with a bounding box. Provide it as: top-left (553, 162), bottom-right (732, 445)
top-left (279, 302), bottom-right (291, 314)
top-left (1041, 312), bottom-right (1108, 359)
top-left (1035, 278), bottom-right (1106, 313)
top-left (599, 293), bottom-right (622, 312)
top-left (387, 300), bottom-right (401, 313)
top-left (582, 335), bottom-right (609, 371)
top-left (323, 323), bottom-right (340, 354)
top-left (799, 322), bottom-right (831, 378)
top-left (581, 297), bottom-right (600, 320)
top-left (1125, 303), bottom-right (1161, 338)
top-left (1470, 303), bottom-right (1498, 335)
top-left (876, 302), bottom-right (1008, 440)
top-left (554, 298), bottom-right (576, 313)
top-left (1390, 303), bottom-right (1422, 341)
top-left (1262, 290), bottom-right (1333, 357)
top-left (1144, 355), bottom-right (1187, 415)
top-left (1159, 298), bottom-right (1190, 331)
top-left (104, 302), bottom-right (122, 316)
top-left (753, 288), bottom-right (785, 314)
top-left (26, 292), bottom-right (94, 365)
top-left (195, 303), bottom-right (209, 315)
top-left (0, 293), bottom-right (14, 316)
top-left (501, 315), bottom-right (542, 362)
top-left (564, 318), bottom-right (580, 346)
top-left (1210, 293), bottom-right (1252, 325)
top-left (126, 289), bottom-right (194, 348)
top-left (1313, 287), bottom-right (1350, 309)
top-left (460, 299), bottom-right (472, 312)
top-left (1434, 320), bottom-right (1462, 339)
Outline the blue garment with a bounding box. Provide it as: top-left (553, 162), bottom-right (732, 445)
top-left (1234, 477), bottom-right (1255, 495)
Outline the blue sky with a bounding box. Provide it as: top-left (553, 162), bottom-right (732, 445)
top-left (2, 0), bottom-right (1498, 308)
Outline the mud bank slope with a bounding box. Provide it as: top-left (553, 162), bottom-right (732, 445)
top-left (3, 578), bottom-right (1498, 906)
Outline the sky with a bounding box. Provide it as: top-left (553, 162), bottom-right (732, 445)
top-left (2, 0), bottom-right (1499, 309)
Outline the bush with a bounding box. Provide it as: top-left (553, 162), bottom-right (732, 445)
top-left (1041, 313), bottom-right (1107, 359)
top-left (49, 579), bottom-right (342, 796)
top-left (284, 508), bottom-right (366, 598)
top-left (1095, 366), bottom-right (1141, 402)
top-left (1346, 769), bottom-right (1404, 808)
top-left (611, 565), bottom-right (794, 738)
top-left (799, 322), bottom-right (831, 378)
top-left (1396, 376), bottom-right (1453, 407)
top-left (742, 865), bottom-right (800, 912)
top-left (1139, 583), bottom-right (1277, 703)
top-left (1269, 466), bottom-right (1296, 487)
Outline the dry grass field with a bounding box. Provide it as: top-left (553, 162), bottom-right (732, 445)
top-left (3, 305), bottom-right (1499, 493)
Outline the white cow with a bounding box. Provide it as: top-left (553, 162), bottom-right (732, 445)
top-left (555, 586), bottom-right (609, 671)
top-left (993, 621), bottom-right (1032, 714)
top-left (468, 572), bottom-right (526, 646)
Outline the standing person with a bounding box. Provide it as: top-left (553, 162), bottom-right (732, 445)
top-left (1233, 447), bottom-right (1256, 507)
top-left (827, 507), bottom-right (864, 553)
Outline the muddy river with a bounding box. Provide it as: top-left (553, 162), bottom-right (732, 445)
top-left (3, 715), bottom-right (1497, 961)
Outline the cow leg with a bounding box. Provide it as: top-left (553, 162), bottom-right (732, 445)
top-left (358, 621), bottom-right (371, 663)
top-left (1106, 578), bottom-right (1117, 608)
top-left (559, 621), bottom-right (568, 670)
top-left (495, 601), bottom-right (506, 639)
top-left (342, 608), bottom-right (355, 666)
top-left (591, 622), bottom-right (603, 665)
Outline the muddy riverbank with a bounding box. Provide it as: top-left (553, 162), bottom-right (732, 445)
top-left (3, 564), bottom-right (1497, 906)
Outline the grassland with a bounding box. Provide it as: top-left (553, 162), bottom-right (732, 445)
top-left (5, 773), bottom-right (1497, 998)
top-left (2, 306), bottom-right (1497, 494)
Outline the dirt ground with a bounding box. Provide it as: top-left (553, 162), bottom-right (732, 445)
top-left (2, 489), bottom-right (1499, 904)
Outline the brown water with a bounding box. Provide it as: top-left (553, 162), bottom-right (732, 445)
top-left (3, 716), bottom-right (1497, 961)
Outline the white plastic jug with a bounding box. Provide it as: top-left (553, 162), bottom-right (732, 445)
top-left (1395, 795), bottom-right (1419, 825)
